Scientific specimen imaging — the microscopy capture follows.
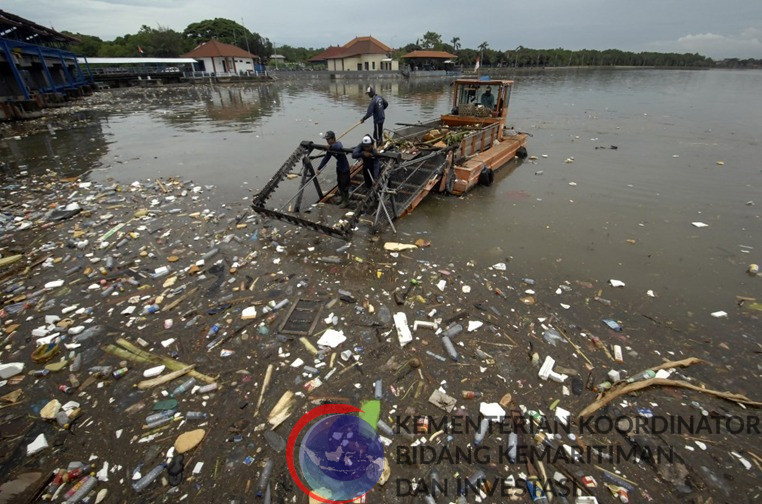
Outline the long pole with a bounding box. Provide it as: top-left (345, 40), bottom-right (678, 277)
top-left (241, 17), bottom-right (251, 54)
top-left (337, 120), bottom-right (362, 140)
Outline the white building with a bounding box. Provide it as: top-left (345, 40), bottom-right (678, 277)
top-left (182, 39), bottom-right (259, 76)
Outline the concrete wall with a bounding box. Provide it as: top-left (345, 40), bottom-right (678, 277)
top-left (326, 54), bottom-right (398, 72)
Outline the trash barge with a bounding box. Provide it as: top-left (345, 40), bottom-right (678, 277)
top-left (252, 78), bottom-right (529, 239)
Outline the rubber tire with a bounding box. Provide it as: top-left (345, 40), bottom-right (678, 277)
top-left (478, 166), bottom-right (494, 186)
top-left (516, 146), bottom-right (528, 159)
top-left (445, 169), bottom-right (456, 194)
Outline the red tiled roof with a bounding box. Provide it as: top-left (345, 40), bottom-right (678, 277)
top-left (181, 39), bottom-right (258, 59)
top-left (402, 50), bottom-right (458, 59)
top-left (322, 36), bottom-right (392, 60)
top-left (308, 45), bottom-right (344, 62)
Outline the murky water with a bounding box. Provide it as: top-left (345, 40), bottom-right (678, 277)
top-left (2, 69), bottom-right (761, 334)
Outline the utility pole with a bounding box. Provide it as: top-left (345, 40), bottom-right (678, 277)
top-left (241, 17), bottom-right (251, 54)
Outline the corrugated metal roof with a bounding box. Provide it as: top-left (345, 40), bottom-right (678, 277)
top-left (78, 57), bottom-right (198, 65)
top-left (0, 9), bottom-right (79, 44)
top-left (181, 39), bottom-right (258, 59)
top-left (402, 50), bottom-right (458, 59)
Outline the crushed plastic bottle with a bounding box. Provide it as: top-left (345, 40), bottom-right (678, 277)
top-left (172, 377), bottom-right (196, 396)
top-left (132, 463), bottom-right (167, 492)
top-left (602, 319), bottom-right (622, 332)
top-left (442, 323), bottom-right (463, 339)
top-left (506, 432), bottom-right (518, 463)
top-left (474, 418), bottom-right (490, 446)
top-left (256, 459), bottom-right (274, 497)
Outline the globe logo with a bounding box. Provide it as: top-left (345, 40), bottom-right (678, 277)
top-left (287, 404), bottom-right (385, 503)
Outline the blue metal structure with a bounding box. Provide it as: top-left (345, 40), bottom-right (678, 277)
top-left (0, 9), bottom-right (93, 120)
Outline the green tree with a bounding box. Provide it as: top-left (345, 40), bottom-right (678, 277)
top-left (183, 18), bottom-right (272, 58)
top-left (62, 32), bottom-right (103, 57)
top-left (450, 36), bottom-right (461, 52)
top-left (420, 31), bottom-right (443, 50)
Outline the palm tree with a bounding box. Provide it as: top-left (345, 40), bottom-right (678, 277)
top-left (477, 41), bottom-right (489, 52)
top-left (450, 36), bottom-right (461, 52)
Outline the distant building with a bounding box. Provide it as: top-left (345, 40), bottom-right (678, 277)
top-left (269, 54), bottom-right (286, 68)
top-left (307, 45), bottom-right (344, 67)
top-left (0, 9), bottom-right (93, 120)
top-left (402, 50), bottom-right (458, 71)
top-left (182, 39), bottom-right (259, 75)
top-left (312, 36), bottom-right (398, 72)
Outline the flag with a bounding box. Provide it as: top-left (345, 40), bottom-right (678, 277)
top-left (474, 57), bottom-right (480, 72)
top-left (138, 46), bottom-right (144, 55)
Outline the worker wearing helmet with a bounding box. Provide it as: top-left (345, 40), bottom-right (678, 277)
top-left (360, 86), bottom-right (388, 145)
top-left (352, 135), bottom-right (381, 189)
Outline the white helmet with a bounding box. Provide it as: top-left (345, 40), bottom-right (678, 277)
top-left (362, 135), bottom-right (373, 145)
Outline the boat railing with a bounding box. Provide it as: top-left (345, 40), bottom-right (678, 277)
top-left (456, 122), bottom-right (501, 160)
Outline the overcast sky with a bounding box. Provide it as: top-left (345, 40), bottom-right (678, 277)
top-left (5, 0), bottom-right (761, 59)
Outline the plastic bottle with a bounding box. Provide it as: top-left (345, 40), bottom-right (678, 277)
top-left (256, 459), bottom-right (274, 496)
top-left (196, 383), bottom-right (218, 394)
top-left (206, 324), bottom-right (220, 339)
top-left (143, 304), bottom-right (160, 315)
top-left (466, 469), bottom-right (486, 491)
top-left (185, 411), bottom-right (208, 421)
top-left (425, 350), bottom-right (447, 362)
top-left (474, 418), bottom-right (490, 446)
top-left (377, 419), bottom-right (395, 438)
top-left (145, 410), bottom-right (176, 424)
top-left (56, 408), bottom-right (81, 429)
top-left (374, 379), bottom-right (383, 399)
top-left (626, 369), bottom-right (656, 383)
top-left (70, 354), bottom-right (82, 372)
top-left (202, 248), bottom-right (219, 261)
top-left (172, 377), bottom-right (196, 396)
top-left (62, 464), bottom-right (90, 483)
top-left (46, 469), bottom-right (66, 495)
top-left (184, 315), bottom-right (199, 328)
top-left (132, 463), bottom-right (167, 492)
top-left (145, 416), bottom-right (173, 429)
top-left (302, 365), bottom-right (319, 375)
top-left (506, 432), bottom-right (518, 463)
top-left (441, 336), bottom-right (459, 362)
top-left (442, 323), bottom-right (463, 339)
top-left (63, 475), bottom-right (96, 503)
top-left (462, 391), bottom-right (482, 399)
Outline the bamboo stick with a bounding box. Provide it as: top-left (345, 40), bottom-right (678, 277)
top-left (136, 365), bottom-right (194, 390)
top-left (107, 339), bottom-right (216, 383)
top-left (254, 364), bottom-right (274, 416)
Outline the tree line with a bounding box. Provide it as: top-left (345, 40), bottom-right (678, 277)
top-left (63, 23), bottom-right (758, 69)
top-left (63, 18), bottom-right (271, 59)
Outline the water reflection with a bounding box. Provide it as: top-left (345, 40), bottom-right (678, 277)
top-left (1, 113), bottom-right (108, 179)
